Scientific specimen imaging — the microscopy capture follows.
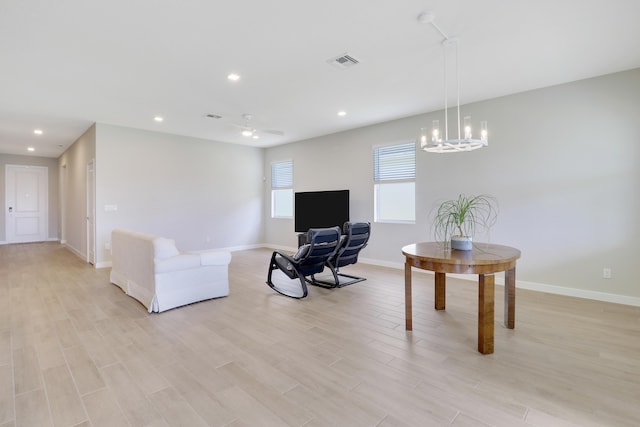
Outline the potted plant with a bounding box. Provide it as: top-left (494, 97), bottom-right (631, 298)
top-left (432, 194), bottom-right (498, 250)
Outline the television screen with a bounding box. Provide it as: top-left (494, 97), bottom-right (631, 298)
top-left (294, 190), bottom-right (349, 233)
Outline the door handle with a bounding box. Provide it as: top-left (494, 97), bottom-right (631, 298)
top-left (8, 207), bottom-right (12, 213)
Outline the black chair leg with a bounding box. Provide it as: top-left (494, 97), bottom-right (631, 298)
top-left (310, 263), bottom-right (366, 288)
top-left (333, 270), bottom-right (367, 287)
top-left (266, 252), bottom-right (308, 299)
top-left (294, 271), bottom-right (309, 298)
top-left (307, 274), bottom-right (337, 289)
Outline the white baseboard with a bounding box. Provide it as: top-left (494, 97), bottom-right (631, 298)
top-left (357, 257), bottom-right (640, 307)
top-left (258, 243), bottom-right (296, 253)
top-left (0, 239), bottom-right (58, 245)
top-left (63, 243), bottom-right (84, 260)
top-left (513, 280), bottom-right (640, 307)
top-left (225, 243), bottom-right (269, 252)
top-left (359, 257), bottom-right (405, 270)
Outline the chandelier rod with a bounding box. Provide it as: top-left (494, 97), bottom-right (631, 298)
top-left (429, 18), bottom-right (462, 141)
top-left (430, 20), bottom-right (450, 41)
top-left (455, 39), bottom-right (461, 140)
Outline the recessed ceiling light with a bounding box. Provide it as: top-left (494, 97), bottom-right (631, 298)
top-left (241, 129), bottom-right (253, 137)
top-left (337, 111), bottom-right (347, 117)
top-left (34, 129), bottom-right (43, 135)
top-left (252, 135), bottom-right (260, 139)
top-left (227, 73), bottom-right (240, 81)
top-left (154, 116), bottom-right (164, 122)
top-left (27, 147), bottom-right (35, 152)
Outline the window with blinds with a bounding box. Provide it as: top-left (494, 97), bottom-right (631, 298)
top-left (271, 160), bottom-right (293, 218)
top-left (374, 142), bottom-right (416, 181)
top-left (373, 142), bottom-right (416, 223)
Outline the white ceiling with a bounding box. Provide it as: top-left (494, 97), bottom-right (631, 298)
top-left (2, 0), bottom-right (640, 158)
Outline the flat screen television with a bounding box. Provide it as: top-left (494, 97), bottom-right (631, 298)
top-left (294, 190), bottom-right (349, 233)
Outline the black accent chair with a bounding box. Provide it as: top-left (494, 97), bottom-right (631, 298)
top-left (266, 227), bottom-right (341, 298)
top-left (311, 221), bottom-right (371, 288)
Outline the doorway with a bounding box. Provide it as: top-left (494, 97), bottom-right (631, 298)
top-left (5, 164), bottom-right (48, 243)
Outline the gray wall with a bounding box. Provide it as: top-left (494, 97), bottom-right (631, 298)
top-left (264, 69), bottom-right (640, 300)
top-left (58, 124), bottom-right (96, 257)
top-left (0, 153), bottom-right (59, 243)
top-left (94, 124), bottom-right (265, 265)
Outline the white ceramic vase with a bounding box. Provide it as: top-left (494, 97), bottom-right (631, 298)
top-left (451, 236), bottom-right (473, 251)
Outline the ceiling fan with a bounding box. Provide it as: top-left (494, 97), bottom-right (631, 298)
top-left (206, 113), bottom-right (284, 139)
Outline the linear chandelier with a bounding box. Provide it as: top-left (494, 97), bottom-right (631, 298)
top-left (417, 11), bottom-right (488, 153)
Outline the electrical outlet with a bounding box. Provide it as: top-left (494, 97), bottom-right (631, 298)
top-left (603, 268), bottom-right (612, 279)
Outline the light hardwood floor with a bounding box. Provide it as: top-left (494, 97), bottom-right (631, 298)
top-left (1, 242), bottom-right (639, 427)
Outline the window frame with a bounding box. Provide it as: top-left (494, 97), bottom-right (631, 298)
top-left (271, 160), bottom-right (293, 219)
top-left (373, 142), bottom-right (416, 224)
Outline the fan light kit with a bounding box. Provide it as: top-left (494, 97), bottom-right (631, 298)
top-left (205, 112), bottom-right (282, 139)
top-left (417, 11), bottom-right (488, 153)
top-left (240, 114), bottom-right (257, 138)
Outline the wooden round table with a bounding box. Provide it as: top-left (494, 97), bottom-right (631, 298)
top-left (402, 242), bottom-right (521, 354)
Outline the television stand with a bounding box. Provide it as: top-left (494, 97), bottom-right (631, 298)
top-left (297, 233), bottom-right (308, 247)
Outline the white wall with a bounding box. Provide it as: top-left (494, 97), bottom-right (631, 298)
top-left (264, 69), bottom-right (640, 301)
top-left (95, 124), bottom-right (265, 265)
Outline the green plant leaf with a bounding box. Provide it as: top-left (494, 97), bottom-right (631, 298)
top-left (431, 194), bottom-right (498, 245)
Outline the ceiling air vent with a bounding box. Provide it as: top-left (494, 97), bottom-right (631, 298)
top-left (206, 114), bottom-right (223, 119)
top-left (327, 53), bottom-right (360, 70)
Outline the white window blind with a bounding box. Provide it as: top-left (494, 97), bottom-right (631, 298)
top-left (271, 160), bottom-right (293, 188)
top-left (374, 142), bottom-right (416, 181)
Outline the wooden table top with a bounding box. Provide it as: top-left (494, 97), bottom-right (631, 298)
top-left (402, 242), bottom-right (521, 275)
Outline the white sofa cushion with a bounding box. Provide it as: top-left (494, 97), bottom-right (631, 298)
top-left (194, 250), bottom-right (233, 266)
top-left (154, 237), bottom-right (180, 259)
top-left (155, 253), bottom-right (201, 273)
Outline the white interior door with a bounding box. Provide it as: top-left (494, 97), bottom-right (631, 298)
top-left (5, 165), bottom-right (48, 243)
top-left (86, 160), bottom-right (95, 264)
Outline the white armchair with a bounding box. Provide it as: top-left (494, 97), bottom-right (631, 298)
top-left (109, 229), bottom-right (231, 312)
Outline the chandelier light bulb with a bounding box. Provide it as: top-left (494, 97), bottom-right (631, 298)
top-left (432, 120), bottom-right (441, 143)
top-left (464, 116), bottom-right (472, 140)
top-left (419, 128), bottom-right (428, 149)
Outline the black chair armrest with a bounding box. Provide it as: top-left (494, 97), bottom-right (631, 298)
top-left (272, 250), bottom-right (296, 264)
